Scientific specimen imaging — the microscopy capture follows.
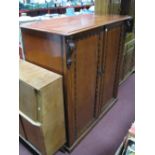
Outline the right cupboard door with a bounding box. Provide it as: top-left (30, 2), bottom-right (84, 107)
top-left (100, 23), bottom-right (123, 111)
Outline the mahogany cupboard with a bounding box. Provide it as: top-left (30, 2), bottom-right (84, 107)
top-left (21, 14), bottom-right (132, 151)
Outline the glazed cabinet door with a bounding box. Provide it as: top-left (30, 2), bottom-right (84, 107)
top-left (65, 33), bottom-right (99, 144)
top-left (100, 23), bottom-right (124, 112)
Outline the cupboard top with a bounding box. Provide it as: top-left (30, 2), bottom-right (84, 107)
top-left (20, 14), bottom-right (131, 36)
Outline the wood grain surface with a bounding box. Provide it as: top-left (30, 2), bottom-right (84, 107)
top-left (20, 14), bottom-right (131, 35)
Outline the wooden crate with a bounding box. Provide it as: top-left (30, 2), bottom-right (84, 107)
top-left (19, 60), bottom-right (66, 155)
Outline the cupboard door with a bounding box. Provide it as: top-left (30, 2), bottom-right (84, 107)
top-left (66, 34), bottom-right (99, 140)
top-left (100, 24), bottom-right (122, 110)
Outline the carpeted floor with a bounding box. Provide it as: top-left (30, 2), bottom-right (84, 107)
top-left (19, 74), bottom-right (135, 155)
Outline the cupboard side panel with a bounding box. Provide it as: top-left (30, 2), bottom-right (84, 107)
top-left (62, 38), bottom-right (76, 146)
top-left (21, 29), bottom-right (63, 74)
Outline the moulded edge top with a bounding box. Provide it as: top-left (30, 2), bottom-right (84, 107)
top-left (20, 14), bottom-right (132, 36)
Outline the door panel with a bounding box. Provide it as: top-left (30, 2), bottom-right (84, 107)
top-left (67, 34), bottom-right (99, 138)
top-left (76, 35), bottom-right (98, 137)
top-left (101, 25), bottom-right (122, 109)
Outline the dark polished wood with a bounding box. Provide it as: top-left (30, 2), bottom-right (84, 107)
top-left (22, 30), bottom-right (63, 74)
top-left (21, 14), bottom-right (131, 150)
top-left (100, 24), bottom-right (122, 110)
top-left (72, 34), bottom-right (98, 138)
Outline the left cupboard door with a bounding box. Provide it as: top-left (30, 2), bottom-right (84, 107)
top-left (65, 33), bottom-right (99, 142)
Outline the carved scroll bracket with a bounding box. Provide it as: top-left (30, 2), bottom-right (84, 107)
top-left (125, 18), bottom-right (134, 33)
top-left (66, 39), bottom-right (76, 69)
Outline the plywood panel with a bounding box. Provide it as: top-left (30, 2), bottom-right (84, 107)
top-left (19, 60), bottom-right (66, 155)
top-left (19, 81), bottom-right (38, 121)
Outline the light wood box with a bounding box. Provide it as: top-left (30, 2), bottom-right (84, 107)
top-left (19, 59), bottom-right (66, 155)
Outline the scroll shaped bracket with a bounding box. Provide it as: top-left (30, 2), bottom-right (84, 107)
top-left (125, 18), bottom-right (134, 33)
top-left (66, 39), bottom-right (76, 69)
